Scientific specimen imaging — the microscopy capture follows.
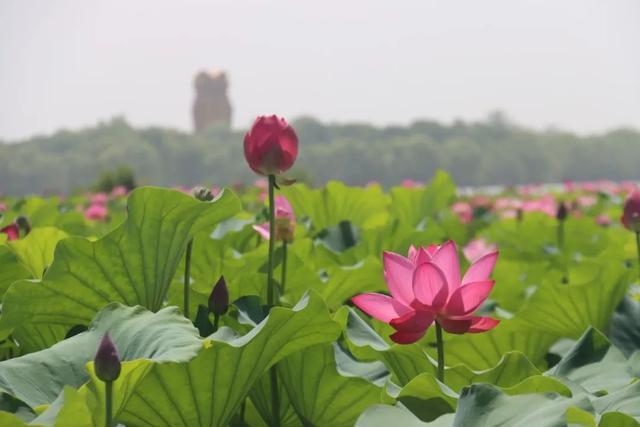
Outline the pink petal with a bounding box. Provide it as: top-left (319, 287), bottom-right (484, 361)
top-left (431, 241), bottom-right (461, 292)
top-left (462, 251), bottom-right (499, 285)
top-left (414, 246), bottom-right (435, 265)
top-left (252, 224), bottom-right (270, 240)
top-left (383, 251), bottom-right (416, 305)
top-left (390, 330), bottom-right (427, 344)
top-left (389, 310), bottom-right (435, 332)
top-left (438, 316), bottom-right (499, 334)
top-left (408, 245), bottom-right (418, 263)
top-left (444, 280), bottom-right (495, 316)
top-left (352, 293), bottom-right (412, 323)
top-left (412, 262), bottom-right (448, 309)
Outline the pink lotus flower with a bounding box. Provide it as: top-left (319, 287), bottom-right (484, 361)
top-left (253, 195), bottom-right (296, 242)
top-left (90, 192), bottom-right (109, 205)
top-left (401, 179), bottom-right (422, 189)
top-left (85, 203), bottom-right (108, 221)
top-left (463, 238), bottom-right (498, 263)
top-left (621, 189), bottom-right (640, 232)
top-left (110, 186), bottom-right (128, 197)
top-left (452, 202), bottom-right (473, 224)
top-left (521, 194), bottom-right (557, 217)
top-left (0, 202), bottom-right (7, 212)
top-left (352, 241), bottom-right (499, 344)
top-left (0, 223), bottom-right (19, 240)
top-left (596, 214), bottom-right (612, 227)
top-left (244, 115), bottom-right (299, 176)
top-left (576, 195), bottom-right (597, 208)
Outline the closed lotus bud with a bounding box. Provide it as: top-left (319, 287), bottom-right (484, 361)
top-left (243, 115), bottom-right (299, 176)
top-left (191, 186), bottom-right (214, 202)
top-left (621, 190), bottom-right (640, 232)
top-left (0, 223), bottom-right (19, 241)
top-left (94, 333), bottom-right (121, 382)
top-left (208, 276), bottom-right (229, 316)
top-left (556, 202), bottom-right (568, 221)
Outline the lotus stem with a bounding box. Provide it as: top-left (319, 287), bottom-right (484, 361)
top-left (435, 321), bottom-right (445, 383)
top-left (280, 242), bottom-right (288, 296)
top-left (270, 365), bottom-right (281, 427)
top-left (105, 380), bottom-right (114, 427)
top-left (267, 174), bottom-right (277, 306)
top-left (213, 313), bottom-right (220, 333)
top-left (557, 221), bottom-right (568, 284)
top-left (184, 239), bottom-right (193, 318)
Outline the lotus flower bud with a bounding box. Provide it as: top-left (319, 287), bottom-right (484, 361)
top-left (556, 202), bottom-right (568, 221)
top-left (208, 276), bottom-right (229, 316)
top-left (621, 190), bottom-right (640, 232)
top-left (0, 223), bottom-right (19, 241)
top-left (191, 186), bottom-right (214, 202)
top-left (94, 333), bottom-right (121, 382)
top-left (243, 115), bottom-right (299, 176)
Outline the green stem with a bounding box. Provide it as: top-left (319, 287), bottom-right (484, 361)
top-left (266, 175), bottom-right (281, 426)
top-left (184, 240), bottom-right (193, 318)
top-left (557, 221), bottom-right (568, 284)
top-left (635, 231), bottom-right (640, 282)
top-left (280, 242), bottom-right (288, 296)
top-left (267, 175), bottom-right (277, 306)
top-left (270, 365), bottom-right (280, 427)
top-left (105, 380), bottom-right (114, 427)
top-left (435, 321), bottom-right (445, 383)
top-left (213, 313), bottom-right (220, 332)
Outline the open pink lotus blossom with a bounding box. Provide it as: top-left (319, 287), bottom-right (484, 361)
top-left (85, 203), bottom-right (108, 221)
top-left (621, 189), bottom-right (640, 232)
top-left (452, 202), bottom-right (473, 224)
top-left (352, 241), bottom-right (499, 344)
top-left (463, 238), bottom-right (498, 263)
top-left (0, 223), bottom-right (19, 240)
top-left (253, 195), bottom-right (296, 242)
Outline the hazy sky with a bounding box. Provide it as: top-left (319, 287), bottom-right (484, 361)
top-left (1, 0), bottom-right (639, 140)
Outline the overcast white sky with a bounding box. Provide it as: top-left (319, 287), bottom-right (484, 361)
top-left (1, 0), bottom-right (639, 140)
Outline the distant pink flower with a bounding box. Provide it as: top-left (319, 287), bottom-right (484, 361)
top-left (253, 178), bottom-right (268, 191)
top-left (596, 214), bottom-right (612, 227)
top-left (401, 179), bottom-right (422, 189)
top-left (576, 195), bottom-right (597, 208)
top-left (452, 202), bottom-right (473, 223)
top-left (463, 238), bottom-right (498, 263)
top-left (0, 202), bottom-right (6, 212)
top-left (494, 197), bottom-right (522, 211)
top-left (253, 195), bottom-right (296, 242)
top-left (85, 204), bottom-right (108, 221)
top-left (352, 241), bottom-right (499, 344)
top-left (110, 186), bottom-right (128, 197)
top-left (499, 209), bottom-right (518, 220)
top-left (521, 194), bottom-right (557, 217)
top-left (90, 192), bottom-right (109, 205)
top-left (0, 223), bottom-right (19, 240)
top-left (621, 190), bottom-right (640, 232)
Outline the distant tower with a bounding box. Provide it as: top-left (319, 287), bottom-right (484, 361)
top-left (192, 69), bottom-right (232, 133)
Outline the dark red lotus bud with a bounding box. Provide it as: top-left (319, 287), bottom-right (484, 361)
top-left (208, 276), bottom-right (229, 316)
top-left (0, 223), bottom-right (19, 241)
top-left (94, 333), bottom-right (121, 382)
top-left (621, 190), bottom-right (640, 232)
top-left (243, 115), bottom-right (299, 176)
top-left (556, 202), bottom-right (568, 221)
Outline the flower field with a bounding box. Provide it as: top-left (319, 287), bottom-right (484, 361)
top-left (0, 117), bottom-right (639, 427)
